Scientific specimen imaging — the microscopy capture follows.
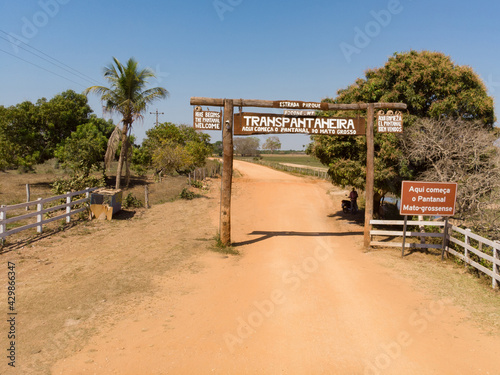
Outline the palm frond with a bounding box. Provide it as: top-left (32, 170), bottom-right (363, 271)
top-left (104, 126), bottom-right (121, 170)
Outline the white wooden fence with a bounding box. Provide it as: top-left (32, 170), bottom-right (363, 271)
top-left (447, 225), bottom-right (500, 289)
top-left (370, 219), bottom-right (500, 288)
top-left (0, 187), bottom-right (97, 244)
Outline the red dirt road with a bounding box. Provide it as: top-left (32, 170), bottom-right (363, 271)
top-left (52, 161), bottom-right (500, 374)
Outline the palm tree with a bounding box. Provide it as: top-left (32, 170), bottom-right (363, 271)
top-left (85, 57), bottom-right (168, 189)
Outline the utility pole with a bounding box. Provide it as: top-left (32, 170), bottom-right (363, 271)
top-left (150, 109), bottom-right (164, 126)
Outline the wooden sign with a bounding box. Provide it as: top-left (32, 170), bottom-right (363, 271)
top-left (377, 110), bottom-right (403, 133)
top-left (193, 108), bottom-right (222, 130)
top-left (272, 100), bottom-right (330, 111)
top-left (400, 181), bottom-right (458, 216)
top-left (234, 112), bottom-right (366, 136)
top-left (283, 110), bottom-right (316, 116)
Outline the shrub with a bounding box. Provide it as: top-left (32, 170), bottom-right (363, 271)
top-left (52, 174), bottom-right (105, 195)
top-left (122, 193), bottom-right (143, 208)
top-left (190, 180), bottom-right (203, 188)
top-left (179, 188), bottom-right (195, 200)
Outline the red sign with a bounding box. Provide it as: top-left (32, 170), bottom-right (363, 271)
top-left (400, 181), bottom-right (458, 216)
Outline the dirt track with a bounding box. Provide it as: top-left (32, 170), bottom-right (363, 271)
top-left (4, 161), bottom-right (500, 374)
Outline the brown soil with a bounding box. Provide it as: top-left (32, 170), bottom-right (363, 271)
top-left (1, 160), bottom-right (499, 375)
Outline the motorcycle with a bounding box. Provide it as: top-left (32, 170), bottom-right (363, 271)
top-left (341, 199), bottom-right (352, 214)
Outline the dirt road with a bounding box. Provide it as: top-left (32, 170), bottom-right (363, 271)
top-left (8, 161), bottom-right (500, 374)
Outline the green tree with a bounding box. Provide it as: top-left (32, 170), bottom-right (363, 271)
top-left (140, 122), bottom-right (212, 176)
top-left (38, 90), bottom-right (93, 153)
top-left (85, 57), bottom-right (168, 189)
top-left (308, 51), bottom-right (495, 214)
top-left (54, 117), bottom-right (112, 176)
top-left (0, 90), bottom-right (92, 170)
top-left (212, 141), bottom-right (223, 156)
top-left (262, 136), bottom-right (281, 153)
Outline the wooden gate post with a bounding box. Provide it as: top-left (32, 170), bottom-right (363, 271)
top-left (221, 99), bottom-right (234, 246)
top-left (364, 104), bottom-right (375, 248)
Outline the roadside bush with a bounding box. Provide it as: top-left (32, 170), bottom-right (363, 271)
top-left (179, 188), bottom-right (195, 200)
top-left (52, 174), bottom-right (105, 195)
top-left (190, 180), bottom-right (203, 188)
top-left (122, 193), bottom-right (143, 208)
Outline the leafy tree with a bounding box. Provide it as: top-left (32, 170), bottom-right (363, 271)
top-left (85, 57), bottom-right (168, 189)
top-left (234, 137), bottom-right (260, 156)
top-left (308, 51), bottom-right (496, 214)
top-left (38, 90), bottom-right (93, 153)
top-left (140, 122), bottom-right (212, 175)
top-left (334, 50), bottom-right (494, 127)
top-left (0, 90), bottom-right (92, 170)
top-left (212, 140), bottom-right (223, 156)
top-left (54, 117), bottom-right (112, 176)
top-left (0, 105), bottom-right (16, 170)
top-left (262, 136), bottom-right (281, 153)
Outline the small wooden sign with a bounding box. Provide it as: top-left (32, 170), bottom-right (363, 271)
top-left (377, 110), bottom-right (403, 133)
top-left (283, 110), bottom-right (316, 116)
top-left (400, 181), bottom-right (458, 216)
top-left (193, 108), bottom-right (221, 130)
top-left (272, 100), bottom-right (330, 111)
top-left (234, 112), bottom-right (366, 136)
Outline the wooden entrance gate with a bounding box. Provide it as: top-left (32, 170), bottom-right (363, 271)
top-left (190, 97), bottom-right (407, 247)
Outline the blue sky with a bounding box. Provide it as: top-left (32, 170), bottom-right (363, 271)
top-left (1, 0), bottom-right (499, 150)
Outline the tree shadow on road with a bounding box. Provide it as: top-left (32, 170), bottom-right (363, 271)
top-left (327, 209), bottom-right (365, 225)
top-left (233, 230), bottom-right (364, 247)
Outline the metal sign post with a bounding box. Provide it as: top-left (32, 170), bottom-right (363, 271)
top-left (402, 215), bottom-right (408, 257)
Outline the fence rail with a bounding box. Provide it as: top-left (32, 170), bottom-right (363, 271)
top-left (0, 187), bottom-right (97, 244)
top-left (370, 219), bottom-right (500, 288)
top-left (447, 225), bottom-right (500, 289)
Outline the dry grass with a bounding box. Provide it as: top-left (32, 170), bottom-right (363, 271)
top-left (366, 246), bottom-right (500, 335)
top-left (0, 159), bottom-right (221, 248)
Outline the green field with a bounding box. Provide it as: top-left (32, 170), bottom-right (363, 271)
top-left (239, 154), bottom-right (326, 169)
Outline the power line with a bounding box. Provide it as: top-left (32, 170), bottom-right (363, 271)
top-left (0, 47), bottom-right (87, 88)
top-left (0, 29), bottom-right (100, 85)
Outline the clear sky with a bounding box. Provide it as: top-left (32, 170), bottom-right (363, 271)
top-left (1, 0), bottom-right (499, 150)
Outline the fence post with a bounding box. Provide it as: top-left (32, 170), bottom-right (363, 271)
top-left (494, 241), bottom-right (499, 289)
top-left (66, 192), bottom-right (71, 224)
top-left (85, 188), bottom-right (92, 220)
top-left (464, 228), bottom-right (471, 266)
top-left (418, 215), bottom-right (425, 246)
top-left (26, 184), bottom-right (30, 211)
top-left (36, 198), bottom-right (43, 234)
top-left (145, 185), bottom-right (150, 209)
top-left (440, 218), bottom-right (450, 260)
top-left (0, 205), bottom-right (5, 246)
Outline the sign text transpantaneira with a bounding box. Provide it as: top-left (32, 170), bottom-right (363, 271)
top-left (234, 113), bottom-right (366, 136)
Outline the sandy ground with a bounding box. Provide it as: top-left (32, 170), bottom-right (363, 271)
top-left (2, 160), bottom-right (500, 374)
